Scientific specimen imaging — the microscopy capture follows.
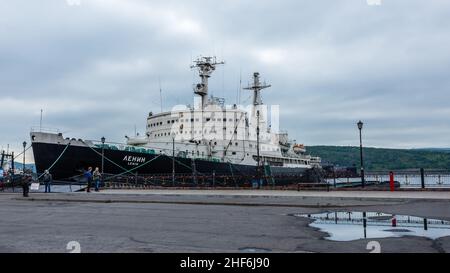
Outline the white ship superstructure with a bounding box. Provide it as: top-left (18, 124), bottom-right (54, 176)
top-left (126, 56), bottom-right (321, 170)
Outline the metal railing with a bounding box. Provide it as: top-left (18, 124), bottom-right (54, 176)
top-left (325, 169), bottom-right (450, 189)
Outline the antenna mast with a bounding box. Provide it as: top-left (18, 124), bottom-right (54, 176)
top-left (159, 77), bottom-right (163, 113)
top-left (239, 68), bottom-right (242, 104)
top-left (191, 56), bottom-right (224, 109)
top-left (243, 72), bottom-right (271, 106)
top-left (40, 109), bottom-right (43, 131)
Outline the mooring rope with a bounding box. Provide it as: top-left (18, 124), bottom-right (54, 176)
top-left (82, 140), bottom-right (238, 183)
top-left (13, 145), bottom-right (33, 160)
top-left (165, 154), bottom-right (207, 177)
top-left (81, 140), bottom-right (131, 173)
top-left (38, 141), bottom-right (72, 179)
top-left (82, 141), bottom-right (198, 178)
top-left (103, 154), bottom-right (164, 182)
top-left (228, 162), bottom-right (238, 187)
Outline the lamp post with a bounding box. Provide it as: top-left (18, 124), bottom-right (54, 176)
top-left (172, 136), bottom-right (175, 187)
top-left (256, 110), bottom-right (261, 189)
top-left (22, 141), bottom-right (27, 173)
top-left (357, 120), bottom-right (365, 188)
top-left (101, 137), bottom-right (105, 175)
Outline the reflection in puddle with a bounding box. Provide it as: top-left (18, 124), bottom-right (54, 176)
top-left (297, 212), bottom-right (450, 241)
top-left (239, 247), bottom-right (272, 253)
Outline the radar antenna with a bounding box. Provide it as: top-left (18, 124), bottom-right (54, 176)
top-left (243, 72), bottom-right (271, 106)
top-left (191, 56), bottom-right (225, 109)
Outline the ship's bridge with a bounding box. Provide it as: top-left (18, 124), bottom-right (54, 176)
top-left (145, 104), bottom-right (272, 143)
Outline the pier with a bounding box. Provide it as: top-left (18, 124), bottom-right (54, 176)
top-left (1, 189), bottom-right (450, 253)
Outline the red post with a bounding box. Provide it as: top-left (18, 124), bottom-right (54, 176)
top-left (389, 171), bottom-right (395, 192)
top-left (392, 216), bottom-right (397, 227)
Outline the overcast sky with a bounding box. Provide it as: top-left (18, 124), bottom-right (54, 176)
top-left (1, 0), bottom-right (450, 162)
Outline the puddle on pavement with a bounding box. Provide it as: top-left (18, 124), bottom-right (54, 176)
top-left (296, 212), bottom-right (450, 241)
top-left (238, 247), bottom-right (272, 253)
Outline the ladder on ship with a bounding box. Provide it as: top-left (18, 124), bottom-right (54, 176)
top-left (264, 164), bottom-right (275, 187)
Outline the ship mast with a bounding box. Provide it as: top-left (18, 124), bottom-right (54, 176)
top-left (243, 72), bottom-right (271, 106)
top-left (191, 56), bottom-right (225, 109)
top-left (244, 72), bottom-right (271, 187)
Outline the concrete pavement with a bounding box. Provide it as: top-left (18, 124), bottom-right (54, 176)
top-left (1, 190), bottom-right (449, 253)
top-left (9, 189), bottom-right (450, 208)
top-left (99, 189), bottom-right (450, 199)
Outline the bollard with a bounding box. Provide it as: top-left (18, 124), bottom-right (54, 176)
top-left (333, 166), bottom-right (336, 189)
top-left (389, 171), bottom-right (395, 192)
top-left (362, 212), bottom-right (367, 239)
top-left (420, 168), bottom-right (425, 189)
top-left (391, 216), bottom-right (397, 227)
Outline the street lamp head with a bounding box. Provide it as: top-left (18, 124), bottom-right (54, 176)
top-left (357, 120), bottom-right (364, 130)
top-left (23, 141), bottom-right (27, 148)
top-left (101, 137), bottom-right (106, 144)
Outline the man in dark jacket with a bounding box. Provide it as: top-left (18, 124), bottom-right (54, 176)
top-left (43, 170), bottom-right (53, 193)
top-left (22, 174), bottom-right (31, 197)
top-left (84, 167), bottom-right (93, 192)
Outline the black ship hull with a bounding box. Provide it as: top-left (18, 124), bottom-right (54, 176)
top-left (32, 142), bottom-right (311, 186)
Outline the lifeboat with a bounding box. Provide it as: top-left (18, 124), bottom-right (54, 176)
top-left (126, 136), bottom-right (148, 146)
top-left (293, 143), bottom-right (306, 154)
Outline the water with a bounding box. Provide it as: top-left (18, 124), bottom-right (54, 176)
top-left (297, 211), bottom-right (450, 241)
top-left (238, 247), bottom-right (272, 253)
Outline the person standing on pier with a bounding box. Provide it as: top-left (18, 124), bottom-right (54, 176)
top-left (43, 170), bottom-right (53, 193)
top-left (93, 167), bottom-right (101, 192)
top-left (22, 174), bottom-right (31, 197)
top-left (84, 167), bottom-right (93, 192)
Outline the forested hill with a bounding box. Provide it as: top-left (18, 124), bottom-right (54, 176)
top-left (306, 146), bottom-right (450, 171)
